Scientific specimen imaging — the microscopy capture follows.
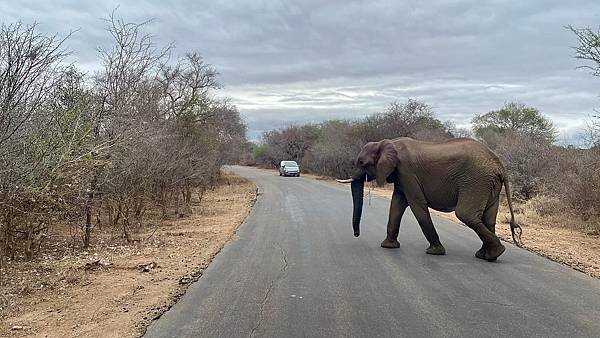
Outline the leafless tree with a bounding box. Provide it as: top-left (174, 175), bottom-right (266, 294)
top-left (567, 25), bottom-right (600, 146)
top-left (83, 12), bottom-right (171, 247)
top-left (160, 52), bottom-right (219, 119)
top-left (0, 22), bottom-right (78, 260)
top-left (567, 25), bottom-right (600, 77)
top-left (0, 22), bottom-right (72, 148)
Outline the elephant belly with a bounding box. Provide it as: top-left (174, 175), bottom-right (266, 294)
top-left (428, 202), bottom-right (456, 213)
top-left (422, 183), bottom-right (458, 212)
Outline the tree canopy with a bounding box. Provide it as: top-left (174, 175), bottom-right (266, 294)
top-left (472, 102), bottom-right (556, 146)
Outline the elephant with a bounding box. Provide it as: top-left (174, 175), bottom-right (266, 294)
top-left (337, 137), bottom-right (522, 261)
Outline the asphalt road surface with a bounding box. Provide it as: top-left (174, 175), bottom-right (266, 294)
top-left (145, 166), bottom-right (600, 338)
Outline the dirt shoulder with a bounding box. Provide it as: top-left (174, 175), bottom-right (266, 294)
top-left (303, 173), bottom-right (600, 279)
top-left (1, 173), bottom-right (257, 337)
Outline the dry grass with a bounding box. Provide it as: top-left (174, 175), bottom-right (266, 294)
top-left (0, 173), bottom-right (256, 337)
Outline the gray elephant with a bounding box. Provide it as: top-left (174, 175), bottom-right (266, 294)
top-left (338, 137), bottom-right (522, 261)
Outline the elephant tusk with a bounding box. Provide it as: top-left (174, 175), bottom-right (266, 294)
top-left (336, 178), bottom-right (354, 183)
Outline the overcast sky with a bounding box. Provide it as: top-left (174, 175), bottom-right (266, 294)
top-left (2, 1), bottom-right (599, 144)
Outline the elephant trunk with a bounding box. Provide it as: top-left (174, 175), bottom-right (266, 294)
top-left (350, 174), bottom-right (365, 237)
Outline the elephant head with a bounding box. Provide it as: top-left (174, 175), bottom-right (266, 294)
top-left (337, 139), bottom-right (398, 237)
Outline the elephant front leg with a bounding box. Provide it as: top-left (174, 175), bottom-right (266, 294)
top-left (381, 188), bottom-right (408, 249)
top-left (409, 202), bottom-right (446, 255)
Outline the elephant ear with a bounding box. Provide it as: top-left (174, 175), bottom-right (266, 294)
top-left (376, 139), bottom-right (398, 187)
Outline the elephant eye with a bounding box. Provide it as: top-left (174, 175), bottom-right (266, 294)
top-left (358, 159), bottom-right (364, 166)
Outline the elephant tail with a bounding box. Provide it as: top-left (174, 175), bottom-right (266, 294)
top-left (502, 176), bottom-right (523, 247)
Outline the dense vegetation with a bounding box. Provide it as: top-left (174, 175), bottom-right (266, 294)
top-left (0, 17), bottom-right (249, 262)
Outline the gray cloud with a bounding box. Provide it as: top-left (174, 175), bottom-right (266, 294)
top-left (2, 0), bottom-right (599, 144)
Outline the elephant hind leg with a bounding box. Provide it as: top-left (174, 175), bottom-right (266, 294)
top-left (462, 221), bottom-right (505, 261)
top-left (455, 197), bottom-right (504, 261)
top-left (482, 183), bottom-right (502, 234)
top-left (476, 185), bottom-right (503, 259)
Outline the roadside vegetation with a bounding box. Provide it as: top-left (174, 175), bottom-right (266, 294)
top-left (0, 14), bottom-right (251, 329)
top-left (1, 173), bottom-right (256, 336)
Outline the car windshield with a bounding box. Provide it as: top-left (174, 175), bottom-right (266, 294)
top-left (283, 161), bottom-right (298, 167)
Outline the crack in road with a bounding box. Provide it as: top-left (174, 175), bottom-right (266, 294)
top-left (250, 279), bottom-right (275, 337)
top-left (275, 242), bottom-right (289, 273)
top-left (249, 242), bottom-right (289, 337)
top-left (473, 300), bottom-right (515, 307)
top-left (454, 295), bottom-right (517, 308)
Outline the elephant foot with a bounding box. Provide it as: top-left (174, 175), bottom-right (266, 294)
top-left (381, 238), bottom-right (400, 248)
top-left (425, 243), bottom-right (446, 255)
top-left (475, 246), bottom-right (486, 260)
top-left (475, 243), bottom-right (505, 261)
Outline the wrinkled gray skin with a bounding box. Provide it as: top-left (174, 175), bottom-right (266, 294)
top-left (345, 137), bottom-right (522, 261)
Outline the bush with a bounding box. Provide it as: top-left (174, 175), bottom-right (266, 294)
top-left (552, 148), bottom-right (600, 223)
top-left (495, 134), bottom-right (555, 199)
top-left (252, 144), bottom-right (269, 164)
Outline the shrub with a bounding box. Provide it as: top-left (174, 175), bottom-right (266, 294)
top-left (553, 148), bottom-right (600, 222)
top-left (495, 134), bottom-right (555, 199)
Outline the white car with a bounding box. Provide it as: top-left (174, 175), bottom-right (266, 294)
top-left (279, 160), bottom-right (300, 177)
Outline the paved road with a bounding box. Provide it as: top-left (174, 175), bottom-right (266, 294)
top-left (146, 166), bottom-right (600, 338)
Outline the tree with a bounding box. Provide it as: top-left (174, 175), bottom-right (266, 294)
top-left (0, 22), bottom-right (72, 148)
top-left (472, 102), bottom-right (556, 147)
top-left (260, 125), bottom-right (320, 167)
top-left (350, 99), bottom-right (451, 142)
top-left (567, 25), bottom-right (600, 77)
top-left (567, 25), bottom-right (600, 146)
top-left (444, 121), bottom-right (473, 138)
top-left (85, 13), bottom-right (172, 247)
top-left (587, 118), bottom-right (600, 147)
top-left (305, 120), bottom-right (360, 178)
top-left (0, 22), bottom-right (75, 259)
